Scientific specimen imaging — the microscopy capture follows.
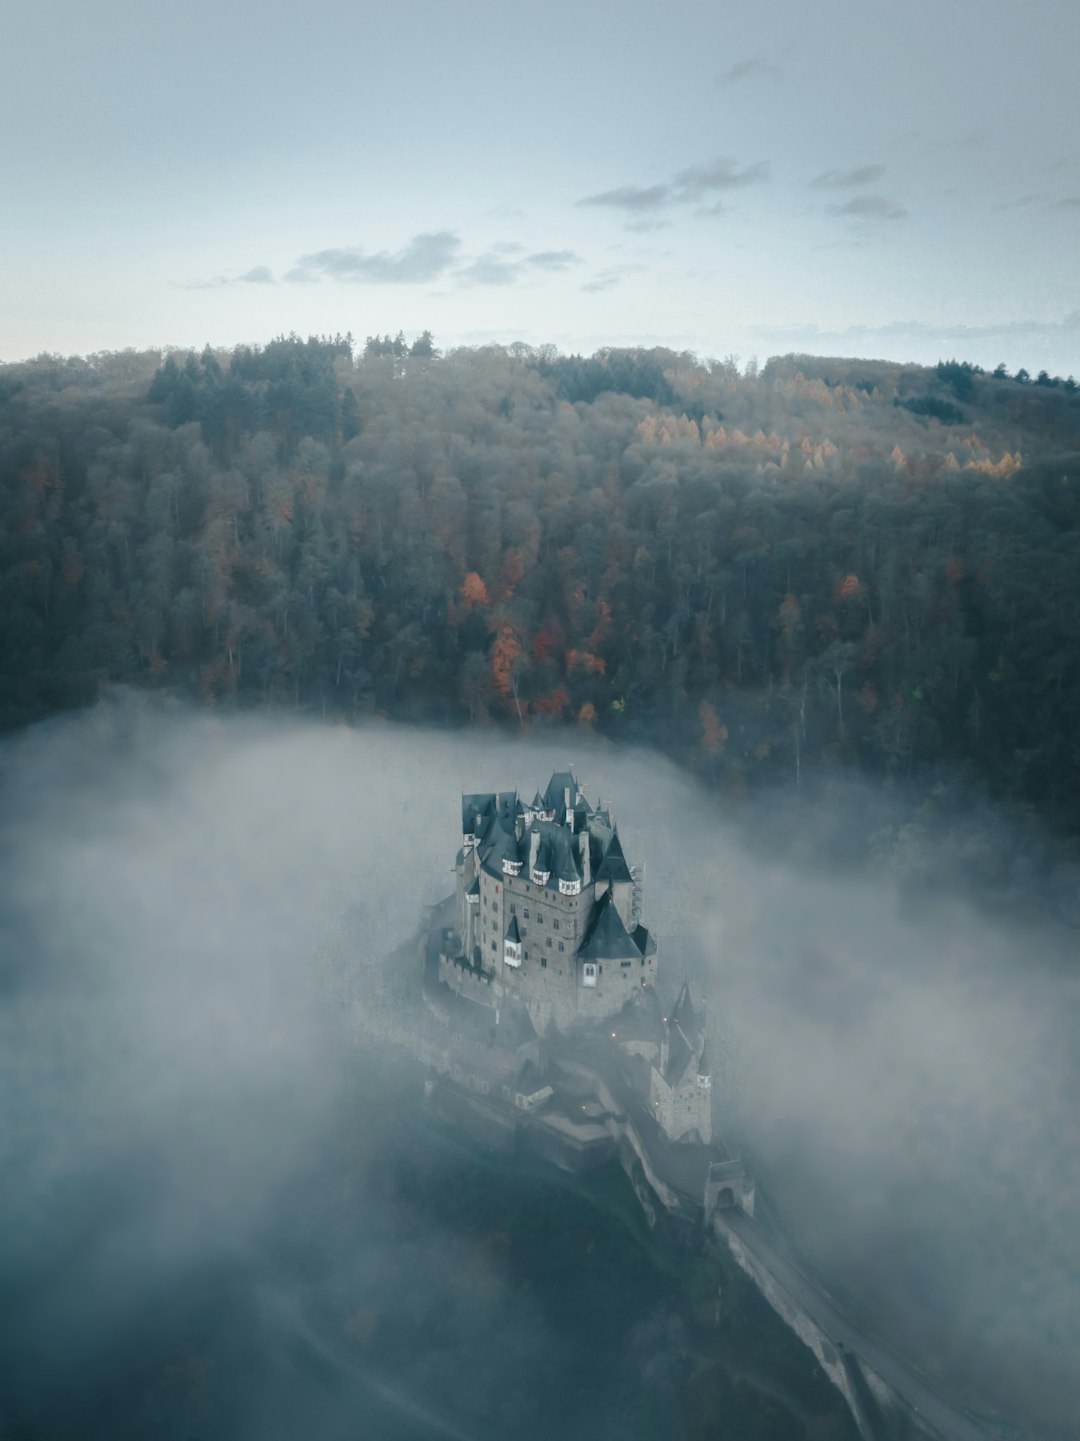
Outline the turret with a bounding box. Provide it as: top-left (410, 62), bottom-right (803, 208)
top-left (504, 914), bottom-right (523, 969)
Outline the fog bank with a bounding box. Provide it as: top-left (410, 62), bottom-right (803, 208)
top-left (1, 696), bottom-right (1076, 1435)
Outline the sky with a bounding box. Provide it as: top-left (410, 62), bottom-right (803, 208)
top-left (2, 696), bottom-right (1078, 1434)
top-left (3, 0), bottom-right (1079, 373)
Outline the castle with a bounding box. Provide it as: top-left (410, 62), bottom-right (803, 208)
top-left (436, 769), bottom-right (713, 1146)
top-left (419, 775), bottom-right (989, 1440)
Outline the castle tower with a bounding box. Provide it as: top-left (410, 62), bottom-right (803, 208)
top-left (442, 771), bottom-right (658, 1032)
top-left (650, 981), bottom-right (712, 1144)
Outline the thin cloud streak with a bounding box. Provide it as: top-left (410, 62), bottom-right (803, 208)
top-left (812, 165), bottom-right (886, 189)
top-left (827, 193), bottom-right (907, 222)
top-left (456, 248), bottom-right (581, 287)
top-left (718, 55), bottom-right (781, 86)
top-left (577, 157), bottom-right (769, 218)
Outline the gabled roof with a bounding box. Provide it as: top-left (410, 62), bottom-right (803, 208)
top-left (578, 886), bottom-right (640, 962)
top-left (595, 831), bottom-right (632, 884)
top-left (544, 770), bottom-right (577, 807)
top-left (505, 914), bottom-right (521, 943)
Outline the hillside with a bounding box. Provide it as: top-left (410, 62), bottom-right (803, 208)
top-left (3, 336), bottom-right (1079, 874)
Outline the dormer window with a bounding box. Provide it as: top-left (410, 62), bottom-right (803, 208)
top-left (582, 963), bottom-right (597, 988)
top-left (531, 868), bottom-right (550, 886)
top-left (559, 878), bottom-right (581, 896)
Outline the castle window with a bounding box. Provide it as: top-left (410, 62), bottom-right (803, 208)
top-left (537, 912), bottom-right (543, 923)
top-left (523, 908), bottom-right (529, 919)
top-left (558, 942), bottom-right (564, 952)
top-left (510, 903), bottom-right (515, 913)
top-left (491, 940), bottom-right (496, 951)
top-left (541, 957), bottom-right (547, 969)
top-left (553, 920), bottom-right (559, 930)
top-left (621, 960), bottom-right (632, 968)
top-left (546, 937), bottom-right (552, 948)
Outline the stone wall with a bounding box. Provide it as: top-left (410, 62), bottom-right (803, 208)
top-left (650, 1066), bottom-right (712, 1144)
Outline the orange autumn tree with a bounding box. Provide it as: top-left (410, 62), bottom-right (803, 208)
top-left (490, 624), bottom-right (527, 729)
top-left (460, 571), bottom-right (489, 609)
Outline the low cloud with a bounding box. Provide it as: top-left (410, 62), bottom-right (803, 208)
top-left (456, 249), bottom-right (581, 287)
top-left (577, 183), bottom-right (673, 214)
top-left (750, 311), bottom-right (1080, 375)
top-left (827, 193), bottom-right (907, 222)
top-left (290, 231), bottom-right (462, 285)
top-left (526, 249), bottom-right (579, 271)
top-left (718, 55), bottom-right (781, 86)
top-left (184, 264), bottom-right (277, 290)
top-left (674, 158), bottom-right (769, 200)
top-left (1, 697), bottom-right (1077, 1437)
top-left (577, 157), bottom-right (768, 225)
top-left (622, 217), bottom-right (672, 234)
top-left (812, 164), bottom-right (886, 189)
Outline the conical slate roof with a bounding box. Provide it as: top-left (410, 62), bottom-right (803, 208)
top-left (505, 914), bottom-right (522, 943)
top-left (671, 980), bottom-right (703, 1046)
top-left (578, 887), bottom-right (640, 962)
top-left (595, 831), bottom-right (632, 884)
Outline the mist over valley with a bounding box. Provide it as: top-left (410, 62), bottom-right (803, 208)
top-left (0, 701), bottom-right (1077, 1437)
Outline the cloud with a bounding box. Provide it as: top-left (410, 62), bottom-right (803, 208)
top-left (622, 217), bottom-right (672, 233)
top-left (1055, 196), bottom-right (1080, 208)
top-left (582, 276), bottom-right (620, 293)
top-left (827, 193), bottom-right (907, 222)
top-left (812, 164), bottom-right (886, 189)
top-left (673, 158), bottom-right (769, 199)
top-left (749, 311), bottom-right (1080, 375)
top-left (577, 157), bottom-right (768, 226)
top-left (576, 183), bottom-right (672, 213)
top-left (184, 264), bottom-right (277, 290)
top-left (718, 56), bottom-right (780, 86)
top-left (525, 249), bottom-right (579, 271)
top-left (292, 231), bottom-right (461, 284)
top-left (455, 248), bottom-right (582, 287)
top-left (455, 255), bottom-right (524, 287)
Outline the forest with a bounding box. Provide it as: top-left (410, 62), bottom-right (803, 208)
top-left (2, 334), bottom-right (1079, 892)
